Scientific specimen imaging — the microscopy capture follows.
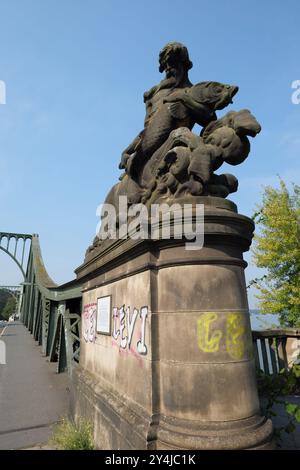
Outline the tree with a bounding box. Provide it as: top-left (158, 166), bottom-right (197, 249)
top-left (252, 179), bottom-right (300, 327)
top-left (1, 296), bottom-right (17, 320)
top-left (0, 288), bottom-right (12, 317)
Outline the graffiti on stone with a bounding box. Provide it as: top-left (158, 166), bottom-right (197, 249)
top-left (83, 303), bottom-right (97, 343)
top-left (197, 312), bottom-right (222, 353)
top-left (226, 312), bottom-right (246, 360)
top-left (112, 305), bottom-right (148, 355)
top-left (197, 311), bottom-right (251, 360)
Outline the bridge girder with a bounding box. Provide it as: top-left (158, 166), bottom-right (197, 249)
top-left (0, 232), bottom-right (33, 278)
top-left (0, 231), bottom-right (83, 374)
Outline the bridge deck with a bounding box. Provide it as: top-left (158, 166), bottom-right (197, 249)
top-left (0, 322), bottom-right (69, 449)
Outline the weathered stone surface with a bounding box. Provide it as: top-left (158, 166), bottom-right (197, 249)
top-left (72, 205), bottom-right (274, 449)
top-left (87, 43), bottom-right (261, 255)
top-left (72, 43), bottom-right (272, 449)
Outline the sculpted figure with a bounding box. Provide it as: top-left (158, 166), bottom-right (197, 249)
top-left (89, 42), bottom-right (261, 251)
top-left (147, 108), bottom-right (261, 201)
top-left (105, 42), bottom-right (244, 208)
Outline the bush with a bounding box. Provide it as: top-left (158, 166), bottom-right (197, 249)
top-left (51, 418), bottom-right (94, 450)
top-left (257, 362), bottom-right (300, 443)
top-left (252, 180), bottom-right (300, 327)
top-left (0, 289), bottom-right (16, 320)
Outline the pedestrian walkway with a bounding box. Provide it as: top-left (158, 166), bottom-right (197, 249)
top-left (0, 323), bottom-right (299, 450)
top-left (0, 322), bottom-right (70, 450)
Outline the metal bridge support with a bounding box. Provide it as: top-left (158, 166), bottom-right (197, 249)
top-left (0, 232), bottom-right (32, 279)
top-left (1, 231), bottom-right (82, 375)
top-left (41, 297), bottom-right (51, 356)
top-left (48, 303), bottom-right (81, 375)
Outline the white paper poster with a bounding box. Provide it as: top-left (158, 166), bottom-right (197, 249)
top-left (97, 295), bottom-right (111, 334)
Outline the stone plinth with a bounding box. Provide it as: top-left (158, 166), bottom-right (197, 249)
top-left (72, 198), bottom-right (273, 449)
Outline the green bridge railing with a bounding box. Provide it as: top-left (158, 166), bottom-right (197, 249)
top-left (9, 233), bottom-right (299, 377)
top-left (20, 234), bottom-right (82, 375)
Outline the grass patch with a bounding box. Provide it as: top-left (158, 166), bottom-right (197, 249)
top-left (51, 418), bottom-right (94, 450)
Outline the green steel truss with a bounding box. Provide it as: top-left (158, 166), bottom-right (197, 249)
top-left (1, 232), bottom-right (82, 374)
top-left (0, 232), bottom-right (32, 278)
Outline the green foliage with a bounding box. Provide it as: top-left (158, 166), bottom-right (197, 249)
top-left (0, 289), bottom-right (11, 313)
top-left (1, 296), bottom-right (17, 320)
top-left (252, 179), bottom-right (300, 327)
top-left (0, 289), bottom-right (16, 320)
top-left (286, 402), bottom-right (300, 422)
top-left (51, 418), bottom-right (94, 450)
top-left (257, 362), bottom-right (300, 443)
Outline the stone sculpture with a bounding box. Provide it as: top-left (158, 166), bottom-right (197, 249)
top-left (109, 42), bottom-right (260, 203)
top-left (76, 43), bottom-right (274, 450)
top-left (89, 42), bottom-right (261, 252)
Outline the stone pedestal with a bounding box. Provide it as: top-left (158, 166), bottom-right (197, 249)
top-left (72, 198), bottom-right (273, 449)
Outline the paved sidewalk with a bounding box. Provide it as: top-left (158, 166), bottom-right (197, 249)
top-left (1, 322), bottom-right (299, 450)
top-left (0, 322), bottom-right (70, 450)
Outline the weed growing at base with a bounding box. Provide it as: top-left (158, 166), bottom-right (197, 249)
top-left (51, 418), bottom-right (94, 450)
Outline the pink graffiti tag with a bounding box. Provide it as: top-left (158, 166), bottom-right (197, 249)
top-left (111, 338), bottom-right (144, 368)
top-left (82, 303), bottom-right (97, 342)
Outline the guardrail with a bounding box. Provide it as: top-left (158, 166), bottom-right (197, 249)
top-left (20, 235), bottom-right (83, 375)
top-left (252, 329), bottom-right (300, 375)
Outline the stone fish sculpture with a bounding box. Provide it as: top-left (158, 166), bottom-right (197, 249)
top-left (89, 42), bottom-right (261, 251)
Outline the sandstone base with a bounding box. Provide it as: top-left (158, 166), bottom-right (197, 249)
top-left (72, 198), bottom-right (274, 450)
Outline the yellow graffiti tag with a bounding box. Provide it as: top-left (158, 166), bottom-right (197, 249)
top-left (226, 312), bottom-right (246, 360)
top-left (197, 312), bottom-right (222, 353)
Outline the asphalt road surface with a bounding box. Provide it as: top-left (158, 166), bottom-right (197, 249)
top-left (0, 322), bottom-right (70, 449)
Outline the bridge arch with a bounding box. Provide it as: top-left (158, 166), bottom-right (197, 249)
top-left (1, 231), bottom-right (83, 374)
top-left (0, 232), bottom-right (32, 279)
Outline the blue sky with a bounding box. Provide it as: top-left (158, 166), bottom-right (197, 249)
top-left (0, 0), bottom-right (299, 307)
